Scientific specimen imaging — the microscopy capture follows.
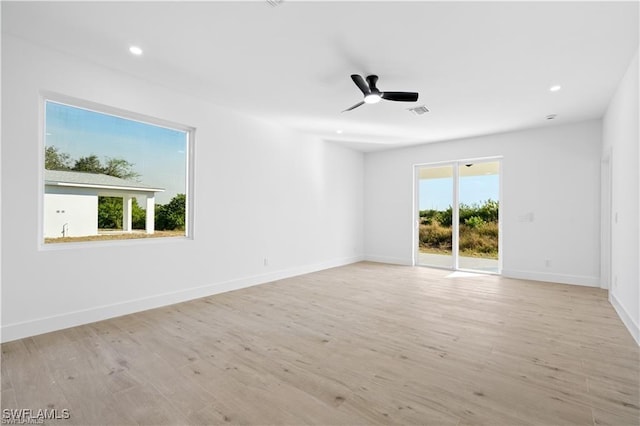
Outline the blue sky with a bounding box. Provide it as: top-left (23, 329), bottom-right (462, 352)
top-left (419, 175), bottom-right (499, 210)
top-left (45, 101), bottom-right (186, 204)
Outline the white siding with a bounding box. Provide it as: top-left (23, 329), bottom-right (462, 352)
top-left (44, 190), bottom-right (98, 238)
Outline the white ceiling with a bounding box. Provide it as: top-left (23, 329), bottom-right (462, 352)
top-left (3, 1), bottom-right (639, 152)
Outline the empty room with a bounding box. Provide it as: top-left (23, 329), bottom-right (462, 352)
top-left (1, 1), bottom-right (639, 425)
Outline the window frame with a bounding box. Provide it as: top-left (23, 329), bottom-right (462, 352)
top-left (38, 92), bottom-right (196, 250)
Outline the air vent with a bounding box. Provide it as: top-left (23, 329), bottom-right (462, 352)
top-left (407, 105), bottom-right (430, 115)
top-left (266, 0), bottom-right (284, 6)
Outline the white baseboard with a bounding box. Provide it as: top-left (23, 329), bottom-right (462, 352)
top-left (1, 255), bottom-right (364, 343)
top-left (364, 254), bottom-right (413, 266)
top-left (502, 269), bottom-right (600, 287)
top-left (610, 292), bottom-right (640, 346)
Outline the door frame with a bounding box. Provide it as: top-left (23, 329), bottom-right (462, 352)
top-left (413, 156), bottom-right (503, 274)
top-left (600, 148), bottom-right (613, 290)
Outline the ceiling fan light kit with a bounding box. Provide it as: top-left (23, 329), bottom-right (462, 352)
top-left (364, 94), bottom-right (382, 104)
top-left (343, 74), bottom-right (419, 112)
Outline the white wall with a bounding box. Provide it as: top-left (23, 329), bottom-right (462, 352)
top-left (364, 120), bottom-right (602, 287)
top-left (1, 35), bottom-right (364, 342)
top-left (603, 49), bottom-right (639, 344)
top-left (44, 189), bottom-right (98, 238)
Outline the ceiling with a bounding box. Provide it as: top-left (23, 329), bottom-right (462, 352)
top-left (3, 1), bottom-right (639, 152)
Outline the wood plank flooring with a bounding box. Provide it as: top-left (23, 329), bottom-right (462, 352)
top-left (1, 262), bottom-right (638, 425)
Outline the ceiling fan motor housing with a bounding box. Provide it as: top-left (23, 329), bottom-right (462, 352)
top-left (366, 75), bottom-right (380, 93)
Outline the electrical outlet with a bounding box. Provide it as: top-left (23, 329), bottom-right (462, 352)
top-left (263, 258), bottom-right (268, 267)
top-left (545, 259), bottom-right (551, 267)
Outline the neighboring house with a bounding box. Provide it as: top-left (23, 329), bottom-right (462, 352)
top-left (44, 170), bottom-right (164, 238)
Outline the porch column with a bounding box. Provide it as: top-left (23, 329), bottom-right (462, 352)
top-left (146, 194), bottom-right (155, 234)
top-left (122, 195), bottom-right (133, 232)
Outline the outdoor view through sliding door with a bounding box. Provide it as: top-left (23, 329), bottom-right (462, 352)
top-left (457, 161), bottom-right (500, 272)
top-left (417, 165), bottom-right (454, 269)
top-left (417, 160), bottom-right (500, 273)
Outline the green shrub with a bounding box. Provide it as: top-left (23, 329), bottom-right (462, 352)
top-left (131, 199), bottom-right (146, 229)
top-left (155, 193), bottom-right (186, 231)
top-left (98, 196), bottom-right (122, 229)
top-left (464, 215), bottom-right (485, 229)
top-left (420, 209), bottom-right (438, 225)
top-left (436, 207), bottom-right (453, 227)
top-left (478, 199), bottom-right (499, 223)
top-left (420, 200), bottom-right (498, 227)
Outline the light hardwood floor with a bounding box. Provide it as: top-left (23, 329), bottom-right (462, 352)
top-left (1, 262), bottom-right (639, 425)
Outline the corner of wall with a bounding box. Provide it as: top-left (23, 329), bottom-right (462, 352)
top-left (610, 292), bottom-right (640, 346)
top-left (602, 45), bottom-right (640, 345)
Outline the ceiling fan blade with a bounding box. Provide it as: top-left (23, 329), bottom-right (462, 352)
top-left (351, 74), bottom-right (370, 95)
top-left (382, 92), bottom-right (419, 102)
top-left (342, 101), bottom-right (365, 112)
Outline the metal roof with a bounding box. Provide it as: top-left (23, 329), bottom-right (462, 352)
top-left (45, 170), bottom-right (164, 192)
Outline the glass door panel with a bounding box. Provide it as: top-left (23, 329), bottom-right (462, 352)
top-left (458, 161), bottom-right (500, 273)
top-left (417, 165), bottom-right (454, 269)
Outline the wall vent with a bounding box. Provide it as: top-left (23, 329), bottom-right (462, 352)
top-left (407, 105), bottom-right (430, 115)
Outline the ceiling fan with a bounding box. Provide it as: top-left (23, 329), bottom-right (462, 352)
top-left (343, 74), bottom-right (419, 112)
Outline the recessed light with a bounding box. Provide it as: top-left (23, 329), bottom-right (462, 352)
top-left (336, 130), bottom-right (343, 134)
top-left (546, 114), bottom-right (557, 120)
top-left (549, 85), bottom-right (562, 92)
top-left (129, 45), bottom-right (143, 56)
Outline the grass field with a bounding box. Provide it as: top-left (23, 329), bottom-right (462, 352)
top-left (419, 221), bottom-right (498, 259)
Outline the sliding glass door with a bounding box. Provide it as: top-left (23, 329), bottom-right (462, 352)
top-left (416, 159), bottom-right (500, 273)
top-left (416, 165), bottom-right (454, 269)
top-left (457, 161), bottom-right (500, 272)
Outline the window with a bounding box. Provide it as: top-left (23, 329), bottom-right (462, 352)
top-left (42, 97), bottom-right (192, 245)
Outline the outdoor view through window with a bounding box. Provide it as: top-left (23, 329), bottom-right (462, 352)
top-left (43, 100), bottom-right (189, 244)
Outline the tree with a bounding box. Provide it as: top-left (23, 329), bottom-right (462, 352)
top-left (46, 147), bottom-right (139, 180)
top-left (102, 157), bottom-right (140, 180)
top-left (97, 197), bottom-right (123, 229)
top-left (71, 154), bottom-right (139, 181)
top-left (155, 194), bottom-right (186, 230)
top-left (98, 197), bottom-right (147, 229)
top-left (131, 198), bottom-right (146, 229)
top-left (45, 146), bottom-right (72, 170)
top-left (73, 155), bottom-right (104, 174)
